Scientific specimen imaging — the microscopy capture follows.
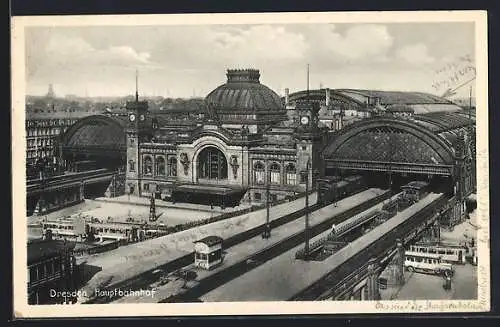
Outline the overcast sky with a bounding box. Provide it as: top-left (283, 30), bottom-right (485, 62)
top-left (25, 23), bottom-right (476, 99)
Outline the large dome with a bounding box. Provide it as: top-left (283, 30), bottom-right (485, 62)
top-left (205, 69), bottom-right (287, 125)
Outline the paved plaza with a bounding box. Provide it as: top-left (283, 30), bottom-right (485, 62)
top-left (380, 210), bottom-right (478, 301)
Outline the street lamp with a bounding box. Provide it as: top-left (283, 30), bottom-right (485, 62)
top-left (302, 157), bottom-right (312, 259)
top-left (262, 165), bottom-right (271, 239)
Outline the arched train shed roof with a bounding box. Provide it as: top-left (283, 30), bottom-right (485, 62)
top-left (60, 115), bottom-right (128, 158)
top-left (322, 112), bottom-right (474, 176)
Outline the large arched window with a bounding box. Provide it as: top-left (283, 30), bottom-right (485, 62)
top-left (285, 163), bottom-right (296, 185)
top-left (155, 156), bottom-right (165, 176)
top-left (270, 162), bottom-right (281, 184)
top-left (168, 157), bottom-right (177, 177)
top-left (198, 147), bottom-right (227, 180)
top-left (143, 156), bottom-right (153, 175)
top-left (254, 161), bottom-right (265, 184)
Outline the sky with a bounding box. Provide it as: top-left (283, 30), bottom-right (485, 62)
top-left (25, 22), bottom-right (476, 99)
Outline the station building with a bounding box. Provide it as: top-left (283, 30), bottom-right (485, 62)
top-left (60, 69), bottom-right (327, 208)
top-left (57, 68), bottom-right (476, 222)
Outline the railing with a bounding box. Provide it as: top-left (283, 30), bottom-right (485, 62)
top-left (27, 169), bottom-right (116, 193)
top-left (290, 194), bottom-right (449, 301)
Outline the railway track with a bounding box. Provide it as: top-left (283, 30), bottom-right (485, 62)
top-left (83, 196), bottom-right (324, 304)
top-left (290, 193), bottom-right (449, 301)
top-left (161, 190), bottom-right (393, 302)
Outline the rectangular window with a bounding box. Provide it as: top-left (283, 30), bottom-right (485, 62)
top-left (47, 260), bottom-right (54, 275)
top-left (254, 193), bottom-right (262, 201)
top-left (129, 160), bottom-right (135, 172)
top-left (144, 184), bottom-right (149, 192)
top-left (270, 171), bottom-right (280, 184)
top-left (29, 267), bottom-right (37, 282)
top-left (286, 173), bottom-right (296, 185)
top-left (37, 265), bottom-right (45, 279)
top-left (254, 171), bottom-right (265, 184)
top-left (271, 194), bottom-right (278, 202)
top-left (54, 258), bottom-right (61, 273)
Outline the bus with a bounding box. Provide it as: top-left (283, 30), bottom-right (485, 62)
top-left (404, 251), bottom-right (454, 277)
top-left (409, 243), bottom-right (467, 264)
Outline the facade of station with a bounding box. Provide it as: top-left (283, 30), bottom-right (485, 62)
top-left (57, 68), bottom-right (476, 220)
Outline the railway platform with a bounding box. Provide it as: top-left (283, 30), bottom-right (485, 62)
top-left (112, 188), bottom-right (388, 303)
top-left (199, 193), bottom-right (444, 302)
top-left (77, 192), bottom-right (317, 301)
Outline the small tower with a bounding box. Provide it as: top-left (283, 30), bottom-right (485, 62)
top-left (46, 84), bottom-right (56, 98)
top-left (125, 70), bottom-right (149, 196)
top-left (295, 64), bottom-right (323, 189)
top-left (295, 100), bottom-right (322, 189)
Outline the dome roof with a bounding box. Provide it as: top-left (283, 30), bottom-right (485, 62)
top-left (205, 69), bottom-right (286, 125)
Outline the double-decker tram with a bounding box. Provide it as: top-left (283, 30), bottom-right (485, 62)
top-left (41, 220), bottom-right (80, 240)
top-left (408, 242), bottom-right (468, 264)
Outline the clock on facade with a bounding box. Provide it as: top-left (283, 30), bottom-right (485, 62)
top-left (300, 116), bottom-right (310, 125)
top-left (129, 114), bottom-right (136, 122)
top-left (139, 114), bottom-right (146, 121)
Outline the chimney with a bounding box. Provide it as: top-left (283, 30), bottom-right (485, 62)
top-left (285, 88), bottom-right (290, 106)
top-left (325, 88), bottom-right (330, 106)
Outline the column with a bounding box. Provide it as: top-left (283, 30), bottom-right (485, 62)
top-left (361, 285), bottom-right (367, 301)
top-left (434, 220), bottom-right (441, 242)
top-left (366, 258), bottom-right (380, 300)
top-left (79, 181), bottom-right (85, 201)
top-left (395, 239), bottom-right (405, 286)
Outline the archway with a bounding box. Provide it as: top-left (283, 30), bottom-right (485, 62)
top-left (197, 146), bottom-right (228, 180)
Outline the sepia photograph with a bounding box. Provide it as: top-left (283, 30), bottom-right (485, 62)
top-left (11, 10), bottom-right (489, 317)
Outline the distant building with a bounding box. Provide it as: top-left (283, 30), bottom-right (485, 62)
top-left (25, 111), bottom-right (92, 167)
top-left (46, 84), bottom-right (56, 98)
top-left (27, 239), bottom-right (78, 304)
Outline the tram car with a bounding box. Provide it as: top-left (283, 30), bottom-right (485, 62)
top-left (42, 219), bottom-right (155, 243)
top-left (42, 220), bottom-right (81, 241)
top-left (317, 175), bottom-right (366, 205)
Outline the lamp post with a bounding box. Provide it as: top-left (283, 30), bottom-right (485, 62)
top-left (262, 166), bottom-right (271, 239)
top-left (303, 157), bottom-right (311, 259)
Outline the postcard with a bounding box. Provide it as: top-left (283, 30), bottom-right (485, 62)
top-left (11, 10), bottom-right (489, 317)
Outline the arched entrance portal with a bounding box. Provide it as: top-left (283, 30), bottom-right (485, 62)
top-left (197, 146), bottom-right (228, 181)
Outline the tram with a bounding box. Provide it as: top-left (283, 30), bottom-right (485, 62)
top-left (42, 220), bottom-right (81, 241)
top-left (409, 242), bottom-right (468, 264)
top-left (41, 219), bottom-right (166, 243)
